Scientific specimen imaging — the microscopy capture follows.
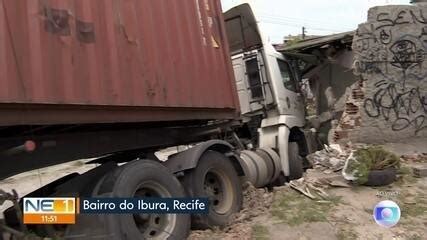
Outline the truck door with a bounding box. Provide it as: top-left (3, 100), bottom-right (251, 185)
top-left (273, 56), bottom-right (305, 121)
top-left (232, 51), bottom-right (273, 115)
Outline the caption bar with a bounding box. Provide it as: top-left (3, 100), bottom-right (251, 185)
top-left (23, 197), bottom-right (208, 224)
top-left (80, 197), bottom-right (209, 214)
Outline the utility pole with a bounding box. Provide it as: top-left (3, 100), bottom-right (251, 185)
top-left (302, 26), bottom-right (306, 39)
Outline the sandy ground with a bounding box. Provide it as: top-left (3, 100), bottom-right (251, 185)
top-left (189, 139), bottom-right (427, 240)
top-left (1, 139), bottom-right (426, 239)
top-left (188, 168), bottom-right (427, 240)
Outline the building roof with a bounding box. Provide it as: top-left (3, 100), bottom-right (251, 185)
top-left (276, 31), bottom-right (355, 52)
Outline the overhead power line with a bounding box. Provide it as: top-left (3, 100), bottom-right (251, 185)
top-left (260, 19), bottom-right (352, 33)
top-left (258, 16), bottom-right (354, 33)
top-left (257, 11), bottom-right (356, 30)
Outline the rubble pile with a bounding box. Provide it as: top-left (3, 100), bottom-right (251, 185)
top-left (289, 144), bottom-right (361, 199)
top-left (306, 144), bottom-right (352, 173)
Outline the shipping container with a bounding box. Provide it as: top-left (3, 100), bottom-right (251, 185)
top-left (0, 0), bottom-right (239, 126)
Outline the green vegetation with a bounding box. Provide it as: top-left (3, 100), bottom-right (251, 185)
top-left (271, 190), bottom-right (341, 226)
top-left (326, 194), bottom-right (344, 205)
top-left (397, 165), bottom-right (412, 175)
top-left (407, 234), bottom-right (422, 240)
top-left (285, 35), bottom-right (303, 46)
top-left (393, 189), bottom-right (427, 235)
top-left (399, 195), bottom-right (427, 218)
top-left (395, 165), bottom-right (418, 186)
top-left (347, 146), bottom-right (400, 185)
top-left (252, 225), bottom-right (270, 240)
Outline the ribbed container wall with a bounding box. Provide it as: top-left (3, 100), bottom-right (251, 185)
top-left (0, 0), bottom-right (239, 125)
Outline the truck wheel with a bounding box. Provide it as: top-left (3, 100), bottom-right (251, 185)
top-left (288, 142), bottom-right (303, 180)
top-left (183, 150), bottom-right (242, 229)
top-left (364, 168), bottom-right (397, 186)
top-left (98, 160), bottom-right (190, 240)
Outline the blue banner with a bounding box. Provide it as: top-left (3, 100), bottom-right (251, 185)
top-left (79, 198), bottom-right (209, 214)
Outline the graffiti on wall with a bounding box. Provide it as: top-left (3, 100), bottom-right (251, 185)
top-left (364, 82), bottom-right (426, 133)
top-left (353, 6), bottom-right (427, 134)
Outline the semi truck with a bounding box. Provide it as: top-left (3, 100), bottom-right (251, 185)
top-left (0, 1), bottom-right (315, 239)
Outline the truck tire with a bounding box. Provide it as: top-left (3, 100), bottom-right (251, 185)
top-left (182, 150), bottom-right (242, 229)
top-left (364, 168), bottom-right (397, 186)
top-left (96, 160), bottom-right (190, 240)
top-left (288, 142), bottom-right (303, 180)
top-left (255, 149), bottom-right (275, 184)
top-left (240, 150), bottom-right (269, 187)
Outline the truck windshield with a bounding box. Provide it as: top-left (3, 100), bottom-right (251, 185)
top-left (277, 59), bottom-right (297, 92)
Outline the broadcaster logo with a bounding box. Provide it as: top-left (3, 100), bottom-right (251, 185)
top-left (23, 197), bottom-right (76, 224)
top-left (373, 200), bottom-right (401, 228)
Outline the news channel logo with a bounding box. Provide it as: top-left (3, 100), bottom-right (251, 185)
top-left (373, 200), bottom-right (401, 228)
top-left (23, 197), bottom-right (76, 224)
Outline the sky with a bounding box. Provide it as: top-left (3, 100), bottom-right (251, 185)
top-left (220, 0), bottom-right (411, 43)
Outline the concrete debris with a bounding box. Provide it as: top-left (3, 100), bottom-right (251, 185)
top-left (306, 144), bottom-right (352, 172)
top-left (325, 144), bottom-right (343, 153)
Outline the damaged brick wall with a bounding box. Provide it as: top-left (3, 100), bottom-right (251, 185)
top-left (334, 4), bottom-right (427, 143)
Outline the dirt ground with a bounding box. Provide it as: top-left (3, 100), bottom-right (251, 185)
top-left (1, 140), bottom-right (426, 240)
top-left (188, 170), bottom-right (426, 240)
top-left (189, 139), bottom-right (427, 240)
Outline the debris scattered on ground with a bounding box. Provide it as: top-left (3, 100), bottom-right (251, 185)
top-left (289, 178), bottom-right (329, 200)
top-left (401, 153), bottom-right (427, 163)
top-left (306, 144), bottom-right (351, 172)
top-left (288, 175), bottom-right (351, 200)
top-left (328, 180), bottom-right (351, 188)
top-left (191, 140), bottom-right (427, 239)
top-left (288, 171), bottom-right (354, 200)
top-left (289, 150), bottom-right (354, 200)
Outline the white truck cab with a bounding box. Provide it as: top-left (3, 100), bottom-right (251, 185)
top-left (225, 4), bottom-right (308, 179)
